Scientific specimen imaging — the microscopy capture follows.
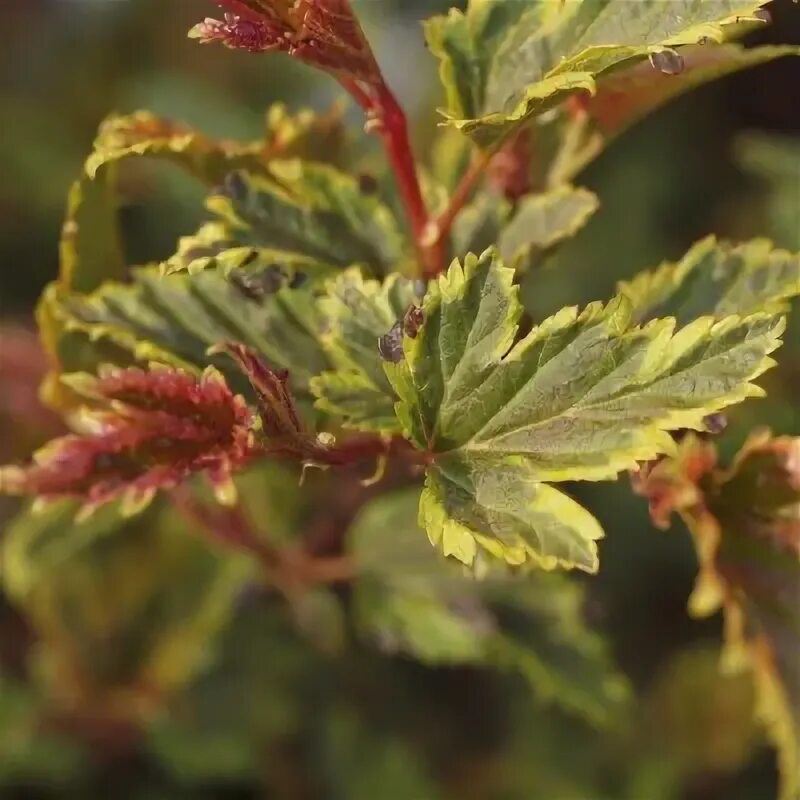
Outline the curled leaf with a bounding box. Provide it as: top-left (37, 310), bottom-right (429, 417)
top-left (426, 0), bottom-right (774, 148)
top-left (633, 432), bottom-right (800, 800)
top-left (0, 366), bottom-right (258, 514)
top-left (191, 0), bottom-right (381, 84)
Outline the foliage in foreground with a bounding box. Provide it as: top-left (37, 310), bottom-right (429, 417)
top-left (1, 1), bottom-right (799, 798)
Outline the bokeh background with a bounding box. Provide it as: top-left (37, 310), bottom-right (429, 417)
top-left (0, 1), bottom-right (798, 798)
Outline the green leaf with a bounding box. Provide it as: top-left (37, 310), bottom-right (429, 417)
top-left (2, 497), bottom-right (252, 710)
top-left (60, 106), bottom-right (348, 294)
top-left (41, 266), bottom-right (331, 403)
top-left (419, 459), bottom-right (606, 570)
top-left (529, 44), bottom-right (799, 191)
top-left (387, 250), bottom-right (784, 568)
top-left (147, 599), bottom-right (319, 785)
top-left (634, 433), bottom-right (800, 800)
top-left (498, 185), bottom-right (599, 267)
top-left (485, 574), bottom-right (630, 727)
top-left (311, 269), bottom-right (419, 432)
top-left (350, 490), bottom-right (629, 726)
top-left (85, 110), bottom-right (268, 185)
top-left (620, 236), bottom-right (800, 325)
top-left (351, 491), bottom-right (493, 664)
top-left (451, 190), bottom-right (512, 261)
top-left (426, 0), bottom-right (773, 148)
top-left (164, 161), bottom-right (405, 278)
top-left (60, 167), bottom-right (126, 294)
top-left (61, 111), bottom-right (269, 294)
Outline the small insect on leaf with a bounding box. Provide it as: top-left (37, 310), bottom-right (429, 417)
top-left (378, 320), bottom-right (404, 364)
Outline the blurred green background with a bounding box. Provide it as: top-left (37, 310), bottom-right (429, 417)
top-left (0, 1), bottom-right (798, 799)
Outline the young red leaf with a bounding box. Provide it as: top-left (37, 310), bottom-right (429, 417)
top-left (190, 0), bottom-right (380, 84)
top-left (220, 342), bottom-right (304, 443)
top-left (0, 366), bottom-right (258, 514)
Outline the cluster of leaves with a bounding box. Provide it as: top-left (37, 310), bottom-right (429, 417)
top-left (1, 1), bottom-right (799, 797)
top-left (633, 431), bottom-right (800, 800)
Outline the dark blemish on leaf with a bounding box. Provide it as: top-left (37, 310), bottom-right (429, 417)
top-left (239, 250), bottom-right (259, 269)
top-left (230, 265), bottom-right (289, 301)
top-left (649, 49), bottom-right (685, 76)
top-left (753, 8), bottom-right (771, 23)
top-left (357, 173), bottom-right (379, 195)
top-left (222, 171), bottom-right (248, 203)
top-left (289, 272), bottom-right (308, 289)
top-left (378, 319), bottom-right (404, 363)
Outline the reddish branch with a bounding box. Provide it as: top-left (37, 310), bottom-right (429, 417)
top-left (195, 0), bottom-right (493, 277)
top-left (426, 151), bottom-right (492, 257)
top-left (173, 487), bottom-right (356, 595)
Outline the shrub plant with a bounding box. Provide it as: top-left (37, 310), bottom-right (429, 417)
top-left (1, 2), bottom-right (799, 798)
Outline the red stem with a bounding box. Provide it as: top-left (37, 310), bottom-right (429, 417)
top-left (428, 152), bottom-right (491, 262)
top-left (339, 76), bottom-right (442, 275)
top-left (172, 487), bottom-right (356, 592)
top-left (373, 84), bottom-right (429, 246)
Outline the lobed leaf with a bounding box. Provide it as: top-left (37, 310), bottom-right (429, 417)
top-left (498, 185), bottom-right (599, 267)
top-left (620, 236), bottom-right (800, 325)
top-left (426, 0), bottom-right (773, 149)
top-left (85, 110), bottom-right (267, 186)
top-left (311, 270), bottom-right (419, 432)
top-left (633, 432), bottom-right (800, 800)
top-left (60, 106), bottom-right (346, 294)
top-left (60, 167), bottom-right (126, 294)
top-left (164, 163), bottom-right (405, 278)
top-left (62, 112), bottom-right (265, 294)
top-left (387, 249), bottom-right (784, 569)
top-left (40, 265), bottom-right (331, 406)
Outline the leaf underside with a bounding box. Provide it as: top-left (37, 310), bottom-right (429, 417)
top-left (426, 0), bottom-right (774, 148)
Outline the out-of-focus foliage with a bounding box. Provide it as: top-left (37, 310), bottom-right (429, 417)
top-left (634, 431), bottom-right (800, 800)
top-left (0, 1), bottom-right (799, 798)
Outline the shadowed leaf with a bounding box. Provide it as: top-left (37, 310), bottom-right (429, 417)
top-left (311, 270), bottom-right (419, 432)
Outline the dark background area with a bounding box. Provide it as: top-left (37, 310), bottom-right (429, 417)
top-left (0, 1), bottom-right (798, 798)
